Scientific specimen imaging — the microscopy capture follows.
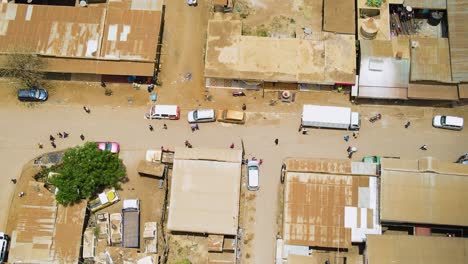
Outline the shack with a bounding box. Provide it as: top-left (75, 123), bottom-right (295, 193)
top-left (137, 160), bottom-right (166, 178)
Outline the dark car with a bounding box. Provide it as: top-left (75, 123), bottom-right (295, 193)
top-left (17, 88), bottom-right (48, 102)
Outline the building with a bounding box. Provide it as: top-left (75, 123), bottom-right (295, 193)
top-left (365, 235), bottom-right (468, 264)
top-left (380, 157), bottom-right (468, 226)
top-left (167, 147), bottom-right (243, 235)
top-left (0, 0), bottom-right (164, 80)
top-left (279, 158), bottom-right (380, 263)
top-left (204, 10), bottom-right (356, 90)
top-left (354, 0), bottom-right (468, 103)
top-left (8, 181), bottom-right (87, 264)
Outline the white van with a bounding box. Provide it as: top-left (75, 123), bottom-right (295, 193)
top-left (0, 232), bottom-right (8, 263)
top-left (433, 115), bottom-right (464, 130)
top-left (145, 105), bottom-right (180, 120)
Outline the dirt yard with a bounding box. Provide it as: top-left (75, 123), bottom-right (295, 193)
top-left (234, 0), bottom-right (323, 37)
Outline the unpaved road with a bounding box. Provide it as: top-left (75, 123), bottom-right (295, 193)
top-left (1, 89), bottom-right (467, 263)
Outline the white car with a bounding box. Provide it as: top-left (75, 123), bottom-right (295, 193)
top-left (247, 160), bottom-right (259, 191)
top-left (187, 0), bottom-right (197, 6)
top-left (0, 232), bottom-right (8, 263)
top-left (432, 115), bottom-right (464, 130)
top-left (187, 109), bottom-right (216, 123)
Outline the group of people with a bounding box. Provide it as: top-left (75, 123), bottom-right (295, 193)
top-left (47, 132), bottom-right (67, 149)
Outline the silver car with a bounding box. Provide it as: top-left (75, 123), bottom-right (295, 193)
top-left (247, 160), bottom-right (259, 191)
top-left (187, 109), bottom-right (216, 123)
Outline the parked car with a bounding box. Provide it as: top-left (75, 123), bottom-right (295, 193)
top-left (97, 142), bottom-right (120, 154)
top-left (247, 160), bottom-right (259, 191)
top-left (187, 0), bottom-right (197, 6)
top-left (432, 115), bottom-right (464, 130)
top-left (17, 87), bottom-right (48, 102)
top-left (145, 105), bottom-right (180, 120)
top-left (187, 109), bottom-right (216, 123)
top-left (217, 109), bottom-right (246, 124)
top-left (456, 153), bottom-right (468, 165)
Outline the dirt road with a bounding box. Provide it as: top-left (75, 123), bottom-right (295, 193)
top-left (1, 88), bottom-right (467, 263)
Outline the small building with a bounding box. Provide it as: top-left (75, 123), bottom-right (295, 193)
top-left (8, 181), bottom-right (87, 263)
top-left (204, 18), bottom-right (356, 90)
top-left (380, 157), bottom-right (468, 226)
top-left (281, 158), bottom-right (381, 255)
top-left (167, 147), bottom-right (243, 235)
top-left (365, 235), bottom-right (468, 264)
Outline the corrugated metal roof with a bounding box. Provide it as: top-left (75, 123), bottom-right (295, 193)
top-left (410, 37), bottom-right (452, 83)
top-left (366, 235), bottom-right (468, 264)
top-left (101, 8), bottom-right (161, 61)
top-left (447, 0), bottom-right (468, 82)
top-left (380, 158), bottom-right (468, 225)
top-left (283, 172), bottom-right (377, 248)
top-left (403, 0), bottom-right (447, 9)
top-left (0, 2), bottom-right (162, 75)
top-left (8, 181), bottom-right (86, 264)
top-left (0, 4), bottom-right (104, 58)
top-left (284, 158), bottom-right (352, 174)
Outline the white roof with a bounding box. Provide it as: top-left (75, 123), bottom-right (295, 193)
top-left (98, 192), bottom-right (109, 204)
top-left (446, 116), bottom-right (464, 126)
top-left (123, 199), bottom-right (139, 209)
top-left (302, 104), bottom-right (351, 123)
top-left (168, 148), bottom-right (242, 235)
top-left (196, 109), bottom-right (215, 119)
top-left (248, 168), bottom-right (259, 186)
top-left (153, 105), bottom-right (178, 115)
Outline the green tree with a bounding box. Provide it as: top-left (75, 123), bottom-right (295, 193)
top-left (50, 142), bottom-right (126, 205)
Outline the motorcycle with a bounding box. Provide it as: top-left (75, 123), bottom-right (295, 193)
top-left (369, 113), bottom-right (382, 123)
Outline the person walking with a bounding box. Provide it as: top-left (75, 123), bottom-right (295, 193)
top-left (195, 124), bottom-right (199, 130)
top-left (230, 143), bottom-right (235, 149)
top-left (302, 128), bottom-right (308, 135)
top-left (149, 124), bottom-right (154, 131)
top-left (242, 103), bottom-right (247, 111)
top-left (51, 142), bottom-right (57, 148)
top-left (11, 178), bottom-right (17, 184)
top-left (420, 144), bottom-right (428, 150)
top-left (344, 135), bottom-right (350, 142)
top-left (49, 135), bottom-right (55, 141)
top-left (63, 132), bottom-right (69, 138)
top-left (353, 131), bottom-right (359, 139)
top-left (83, 106), bottom-right (91, 113)
top-left (80, 134), bottom-right (85, 141)
top-left (58, 132), bottom-right (63, 138)
top-left (163, 123), bottom-right (167, 130)
top-left (405, 121), bottom-right (411, 128)
top-left (259, 159), bottom-right (263, 165)
top-left (101, 81), bottom-right (106, 88)
top-left (37, 143), bottom-right (43, 149)
top-left (274, 138), bottom-right (279, 145)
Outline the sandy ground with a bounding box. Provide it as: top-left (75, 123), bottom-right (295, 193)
top-left (1, 1), bottom-right (468, 264)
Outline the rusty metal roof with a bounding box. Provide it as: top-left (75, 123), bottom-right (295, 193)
top-left (282, 158), bottom-right (380, 248)
top-left (8, 181), bottom-right (86, 264)
top-left (0, 2), bottom-right (162, 75)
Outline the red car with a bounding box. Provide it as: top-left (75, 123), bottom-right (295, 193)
top-left (97, 142), bottom-right (120, 154)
